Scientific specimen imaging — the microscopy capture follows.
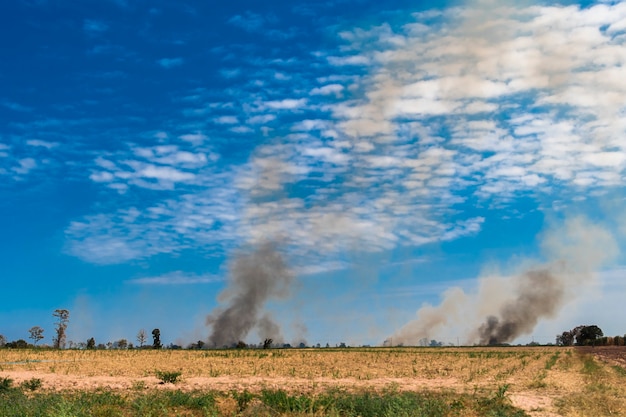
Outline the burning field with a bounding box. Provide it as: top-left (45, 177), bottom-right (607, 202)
top-left (1, 346), bottom-right (626, 416)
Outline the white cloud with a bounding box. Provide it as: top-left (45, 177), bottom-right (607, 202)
top-left (214, 115), bottom-right (238, 124)
top-left (327, 55), bottom-right (370, 66)
top-left (310, 84), bottom-right (344, 96)
top-left (179, 132), bottom-right (207, 143)
top-left (65, 1), bottom-right (626, 269)
top-left (127, 271), bottom-right (222, 285)
top-left (327, 0), bottom-right (626, 205)
top-left (157, 58), bottom-right (184, 68)
top-left (89, 171), bottom-right (114, 182)
top-left (26, 139), bottom-right (59, 149)
top-left (262, 98), bottom-right (307, 110)
top-left (136, 164), bottom-right (195, 182)
top-left (13, 158), bottom-right (37, 175)
top-left (1, 101), bottom-right (32, 112)
top-left (228, 11), bottom-right (266, 32)
top-left (83, 19), bottom-right (108, 33)
top-left (247, 114), bottom-right (276, 124)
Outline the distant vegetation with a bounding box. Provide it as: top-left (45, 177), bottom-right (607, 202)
top-left (1, 312), bottom-right (625, 350)
top-left (556, 325), bottom-right (625, 347)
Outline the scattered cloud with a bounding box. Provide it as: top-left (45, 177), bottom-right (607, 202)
top-left (56, 1), bottom-right (626, 269)
top-left (310, 83), bottom-right (344, 96)
top-left (127, 271), bottom-right (222, 285)
top-left (26, 139), bottom-right (59, 149)
top-left (179, 132), bottom-right (207, 143)
top-left (157, 57), bottom-right (184, 68)
top-left (214, 116), bottom-right (238, 124)
top-left (228, 11), bottom-right (272, 32)
top-left (83, 19), bottom-right (109, 34)
top-left (1, 101), bottom-right (32, 112)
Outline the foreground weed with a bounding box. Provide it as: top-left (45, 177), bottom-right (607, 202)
top-left (0, 376), bottom-right (14, 392)
top-left (0, 387), bottom-right (529, 417)
top-left (20, 378), bottom-right (42, 392)
top-left (261, 389), bottom-right (313, 413)
top-left (232, 389), bottom-right (254, 412)
top-left (155, 370), bottom-right (182, 384)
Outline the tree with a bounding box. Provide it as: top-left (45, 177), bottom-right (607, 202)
top-left (577, 325), bottom-right (603, 346)
top-left (137, 329), bottom-right (147, 348)
top-left (115, 339), bottom-right (128, 349)
top-left (6, 339), bottom-right (29, 348)
top-left (152, 328), bottom-right (162, 349)
top-left (52, 309), bottom-right (70, 349)
top-left (86, 337), bottom-right (96, 349)
top-left (263, 338), bottom-right (273, 349)
top-left (0, 334), bottom-right (6, 347)
top-left (28, 326), bottom-right (44, 345)
top-left (556, 331), bottom-right (575, 346)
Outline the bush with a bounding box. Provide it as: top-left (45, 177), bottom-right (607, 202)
top-left (0, 377), bottom-right (13, 392)
top-left (20, 378), bottom-right (42, 391)
top-left (155, 370), bottom-right (182, 384)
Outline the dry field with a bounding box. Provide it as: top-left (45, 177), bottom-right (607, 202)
top-left (2, 346), bottom-right (626, 416)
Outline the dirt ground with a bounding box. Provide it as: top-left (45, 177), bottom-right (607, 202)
top-left (580, 345), bottom-right (626, 368)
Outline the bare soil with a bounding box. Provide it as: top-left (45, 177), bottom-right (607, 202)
top-left (579, 345), bottom-right (626, 368)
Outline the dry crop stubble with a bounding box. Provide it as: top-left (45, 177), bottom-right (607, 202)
top-left (0, 347), bottom-right (570, 382)
top-left (1, 346), bottom-right (626, 416)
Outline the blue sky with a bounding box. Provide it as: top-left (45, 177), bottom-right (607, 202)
top-left (2, 0), bottom-right (626, 347)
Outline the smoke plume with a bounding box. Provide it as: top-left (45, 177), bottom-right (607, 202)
top-left (206, 242), bottom-right (293, 347)
top-left (476, 268), bottom-right (564, 345)
top-left (389, 216), bottom-right (618, 346)
top-left (257, 314), bottom-right (284, 345)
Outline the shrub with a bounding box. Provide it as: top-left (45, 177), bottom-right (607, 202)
top-left (155, 370), bottom-right (182, 384)
top-left (20, 378), bottom-right (42, 391)
top-left (0, 377), bottom-right (14, 392)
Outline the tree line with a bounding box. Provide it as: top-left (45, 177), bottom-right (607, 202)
top-left (0, 309), bottom-right (166, 350)
top-left (556, 325), bottom-right (626, 346)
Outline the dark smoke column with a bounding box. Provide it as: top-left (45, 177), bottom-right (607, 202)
top-left (206, 242), bottom-right (293, 347)
top-left (477, 269), bottom-right (565, 345)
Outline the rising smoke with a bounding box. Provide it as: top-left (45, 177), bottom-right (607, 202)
top-left (206, 242), bottom-right (293, 347)
top-left (389, 216), bottom-right (618, 346)
top-left (476, 268), bottom-right (564, 345)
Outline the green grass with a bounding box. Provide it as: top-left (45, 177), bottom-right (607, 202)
top-left (544, 352), bottom-right (560, 370)
top-left (581, 355), bottom-right (603, 375)
top-left (612, 365), bottom-right (626, 377)
top-left (0, 383), bottom-right (530, 417)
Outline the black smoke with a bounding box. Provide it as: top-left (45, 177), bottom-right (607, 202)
top-left (206, 242), bottom-right (293, 347)
top-left (477, 269), bottom-right (565, 345)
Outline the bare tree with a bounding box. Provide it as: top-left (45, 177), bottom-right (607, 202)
top-left (136, 329), bottom-right (147, 348)
top-left (28, 326), bottom-right (44, 345)
top-left (0, 334), bottom-right (6, 347)
top-left (52, 309), bottom-right (70, 349)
